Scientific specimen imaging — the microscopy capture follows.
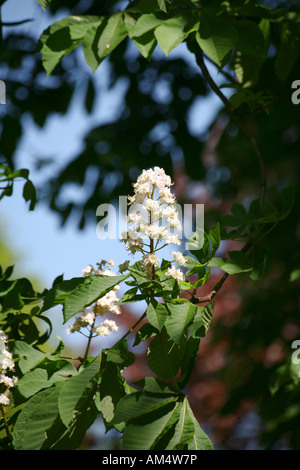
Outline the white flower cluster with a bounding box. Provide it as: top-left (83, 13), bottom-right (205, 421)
top-left (0, 330), bottom-right (17, 406)
top-left (122, 167), bottom-right (187, 280)
top-left (67, 261), bottom-right (121, 337)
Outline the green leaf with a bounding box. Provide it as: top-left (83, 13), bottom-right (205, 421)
top-left (209, 252), bottom-right (252, 275)
top-left (133, 377), bottom-right (179, 395)
top-left (41, 276), bottom-right (89, 314)
top-left (112, 390), bottom-right (178, 426)
top-left (233, 19), bottom-right (267, 58)
top-left (39, 16), bottom-right (103, 75)
top-left (164, 302), bottom-right (197, 344)
top-left (99, 360), bottom-right (129, 429)
top-left (188, 302), bottom-right (215, 338)
top-left (154, 15), bottom-right (195, 56)
top-left (157, 0), bottom-right (170, 13)
top-left (186, 401), bottom-right (213, 450)
top-left (290, 269), bottom-right (300, 283)
top-left (123, 401), bottom-right (181, 450)
top-left (133, 322), bottom-right (158, 346)
top-left (233, 19), bottom-right (270, 87)
top-left (22, 179), bottom-right (36, 211)
top-left (104, 340), bottom-right (135, 368)
top-left (16, 360), bottom-right (78, 398)
top-left (250, 243), bottom-right (268, 281)
top-left (274, 22), bottom-right (300, 81)
top-left (196, 13), bottom-right (237, 66)
top-left (163, 397), bottom-right (195, 449)
top-left (13, 341), bottom-right (47, 373)
top-left (188, 223), bottom-right (220, 265)
top-left (177, 336), bottom-right (201, 389)
top-left (16, 368), bottom-right (49, 398)
top-left (147, 328), bottom-right (182, 380)
top-left (58, 354), bottom-right (101, 426)
top-left (131, 12), bottom-right (165, 37)
top-left (131, 31), bottom-right (157, 59)
top-left (146, 300), bottom-right (168, 331)
top-left (36, 0), bottom-right (52, 10)
top-left (82, 13), bottom-right (128, 72)
top-left (13, 384), bottom-right (62, 450)
top-left (63, 274), bottom-right (126, 323)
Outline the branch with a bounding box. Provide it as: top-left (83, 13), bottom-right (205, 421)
top-left (193, 242), bottom-right (252, 304)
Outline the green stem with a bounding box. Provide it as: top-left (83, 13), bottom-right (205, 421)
top-left (1, 403), bottom-right (12, 441)
top-left (82, 313), bottom-right (97, 362)
top-left (112, 310), bottom-right (147, 349)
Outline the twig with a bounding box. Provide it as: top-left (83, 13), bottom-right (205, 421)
top-left (193, 242), bottom-right (252, 304)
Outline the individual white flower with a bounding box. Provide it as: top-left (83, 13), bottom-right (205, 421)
top-left (0, 350), bottom-right (15, 372)
top-left (0, 330), bottom-right (7, 345)
top-left (142, 253), bottom-right (160, 267)
top-left (107, 259), bottom-right (115, 267)
top-left (82, 265), bottom-right (94, 276)
top-left (171, 251), bottom-right (187, 266)
top-left (160, 187), bottom-right (176, 204)
top-left (166, 266), bottom-right (185, 282)
top-left (93, 319), bottom-right (119, 337)
top-left (93, 325), bottom-right (110, 336)
top-left (0, 375), bottom-right (17, 388)
top-left (0, 392), bottom-right (10, 405)
top-left (101, 269), bottom-right (115, 276)
top-left (164, 233), bottom-right (181, 246)
top-left (95, 290), bottom-right (121, 316)
top-left (102, 319), bottom-right (119, 333)
top-left (79, 309), bottom-right (95, 326)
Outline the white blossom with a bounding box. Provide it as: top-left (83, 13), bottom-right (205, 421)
top-left (0, 392), bottom-right (10, 405)
top-left (0, 330), bottom-right (17, 407)
top-left (166, 265), bottom-right (185, 282)
top-left (67, 262), bottom-right (121, 337)
top-left (171, 251), bottom-right (188, 266)
top-left (124, 167), bottom-right (183, 274)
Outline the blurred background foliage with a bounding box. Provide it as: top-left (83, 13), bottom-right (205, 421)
top-left (0, 0), bottom-right (299, 449)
